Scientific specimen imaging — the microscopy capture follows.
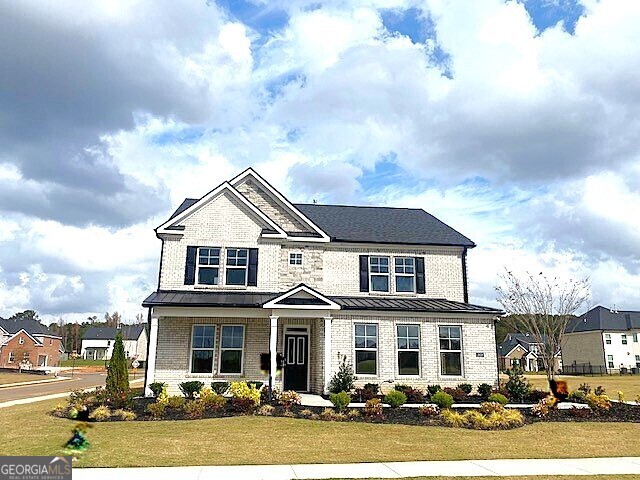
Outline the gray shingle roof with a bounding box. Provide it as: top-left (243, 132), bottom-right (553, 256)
top-left (0, 318), bottom-right (57, 336)
top-left (143, 290), bottom-right (500, 314)
top-left (567, 306), bottom-right (640, 333)
top-left (166, 197), bottom-right (475, 247)
top-left (83, 324), bottom-right (147, 341)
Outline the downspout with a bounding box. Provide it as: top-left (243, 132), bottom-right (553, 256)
top-left (461, 247), bottom-right (469, 303)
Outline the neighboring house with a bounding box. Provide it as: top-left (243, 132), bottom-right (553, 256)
top-left (0, 318), bottom-right (64, 369)
top-left (497, 333), bottom-right (562, 373)
top-left (81, 324), bottom-right (148, 365)
top-left (563, 306), bottom-right (640, 374)
top-left (142, 168), bottom-right (502, 396)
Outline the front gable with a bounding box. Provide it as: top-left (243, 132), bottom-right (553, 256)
top-left (263, 284), bottom-right (340, 310)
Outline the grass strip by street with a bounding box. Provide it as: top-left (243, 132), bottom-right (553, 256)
top-left (0, 372), bottom-right (50, 385)
top-left (0, 399), bottom-right (638, 468)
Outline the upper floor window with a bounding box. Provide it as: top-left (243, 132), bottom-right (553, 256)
top-left (197, 247), bottom-right (220, 285)
top-left (439, 325), bottom-right (462, 376)
top-left (226, 248), bottom-right (248, 286)
top-left (605, 333), bottom-right (611, 344)
top-left (190, 325), bottom-right (215, 373)
top-left (369, 257), bottom-right (389, 292)
top-left (397, 324), bottom-right (420, 375)
top-left (354, 323), bottom-right (377, 375)
top-left (394, 257), bottom-right (415, 292)
top-left (289, 252), bottom-right (303, 265)
top-left (622, 334), bottom-right (628, 345)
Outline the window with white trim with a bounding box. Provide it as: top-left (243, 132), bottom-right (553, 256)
top-left (8, 352), bottom-right (14, 363)
top-left (354, 323), bottom-right (377, 375)
top-left (635, 354), bottom-right (640, 362)
top-left (220, 325), bottom-right (244, 374)
top-left (394, 257), bottom-right (415, 292)
top-left (197, 247), bottom-right (220, 285)
top-left (607, 354), bottom-right (614, 368)
top-left (190, 325), bottom-right (215, 373)
top-left (439, 325), bottom-right (462, 376)
top-left (397, 324), bottom-right (420, 375)
top-left (622, 334), bottom-right (628, 345)
top-left (369, 256), bottom-right (389, 292)
top-left (226, 248), bottom-right (248, 286)
top-left (289, 252), bottom-right (302, 265)
top-left (634, 333), bottom-right (638, 342)
top-left (605, 333), bottom-right (611, 344)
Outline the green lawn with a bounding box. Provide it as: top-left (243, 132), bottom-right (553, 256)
top-left (0, 371), bottom-right (48, 385)
top-left (59, 359), bottom-right (107, 367)
top-left (0, 400), bottom-right (638, 468)
top-left (517, 374), bottom-right (640, 399)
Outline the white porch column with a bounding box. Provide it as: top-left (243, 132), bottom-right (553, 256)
top-left (323, 316), bottom-right (332, 394)
top-left (269, 315), bottom-right (279, 392)
top-left (144, 316), bottom-right (159, 397)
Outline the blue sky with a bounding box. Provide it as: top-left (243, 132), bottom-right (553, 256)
top-left (1, 0), bottom-right (639, 322)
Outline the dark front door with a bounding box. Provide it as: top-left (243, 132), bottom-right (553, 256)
top-left (284, 333), bottom-right (308, 391)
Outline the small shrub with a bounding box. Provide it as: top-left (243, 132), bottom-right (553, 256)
top-left (479, 401), bottom-right (504, 415)
top-left (167, 395), bottom-right (186, 409)
top-left (427, 384), bottom-right (442, 396)
top-left (146, 401), bottom-right (166, 419)
top-left (184, 400), bottom-right (206, 419)
top-left (257, 404), bottom-right (275, 416)
top-left (298, 408), bottom-right (313, 418)
top-left (443, 387), bottom-right (467, 401)
top-left (487, 393), bottom-right (508, 405)
top-left (320, 407), bottom-right (339, 421)
top-left (113, 409), bottom-right (136, 421)
top-left (211, 381), bottom-right (230, 395)
top-left (527, 389), bottom-right (549, 402)
top-left (328, 355), bottom-right (355, 394)
top-left (402, 387), bottom-right (425, 403)
top-left (68, 408), bottom-right (78, 419)
top-left (594, 385), bottom-right (606, 396)
top-left (88, 406), bottom-right (111, 421)
top-left (157, 384), bottom-right (169, 404)
top-left (261, 386), bottom-right (281, 404)
top-left (431, 390), bottom-right (454, 409)
top-left (441, 409), bottom-right (465, 427)
top-left (504, 367), bottom-right (531, 403)
top-left (280, 390), bottom-right (302, 410)
top-left (347, 409), bottom-right (361, 419)
top-left (464, 410), bottom-right (491, 429)
top-left (568, 390), bottom-right (586, 403)
top-left (363, 383), bottom-right (379, 395)
top-left (353, 387), bottom-right (376, 402)
top-left (394, 384), bottom-right (411, 392)
top-left (618, 391), bottom-right (625, 403)
top-left (246, 381), bottom-right (264, 390)
top-left (457, 383), bottom-right (473, 395)
top-left (232, 397), bottom-right (258, 413)
top-left (200, 390), bottom-right (227, 410)
top-left (477, 383), bottom-right (492, 398)
top-left (149, 382), bottom-right (166, 398)
top-left (578, 383), bottom-right (591, 394)
top-left (485, 409), bottom-right (524, 429)
top-left (531, 396), bottom-right (557, 418)
top-left (51, 403), bottom-right (69, 418)
top-left (179, 381), bottom-right (204, 399)
top-left (586, 393), bottom-right (611, 413)
top-left (229, 381), bottom-right (261, 406)
top-left (364, 398), bottom-right (384, 418)
top-left (384, 390), bottom-right (407, 408)
top-left (329, 391), bottom-right (351, 412)
top-left (418, 404), bottom-right (440, 417)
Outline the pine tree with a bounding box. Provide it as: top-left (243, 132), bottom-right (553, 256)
top-left (106, 331), bottom-right (130, 407)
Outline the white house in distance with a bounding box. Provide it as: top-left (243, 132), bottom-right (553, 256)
top-left (81, 324), bottom-right (148, 365)
top-left (142, 168), bottom-right (502, 396)
top-left (563, 306), bottom-right (640, 374)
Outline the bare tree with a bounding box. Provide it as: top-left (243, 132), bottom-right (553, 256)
top-left (496, 270), bottom-right (590, 382)
top-left (134, 313), bottom-right (145, 324)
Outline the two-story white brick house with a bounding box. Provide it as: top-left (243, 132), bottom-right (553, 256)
top-left (142, 168), bottom-right (501, 395)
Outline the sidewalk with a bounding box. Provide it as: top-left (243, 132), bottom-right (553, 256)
top-left (72, 457), bottom-right (640, 480)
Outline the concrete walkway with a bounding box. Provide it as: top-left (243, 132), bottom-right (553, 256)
top-left (72, 457), bottom-right (640, 479)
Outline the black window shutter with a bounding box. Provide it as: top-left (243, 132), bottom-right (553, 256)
top-left (415, 257), bottom-right (426, 294)
top-left (248, 248), bottom-right (259, 286)
top-left (184, 246), bottom-right (197, 285)
top-left (359, 255), bottom-right (369, 292)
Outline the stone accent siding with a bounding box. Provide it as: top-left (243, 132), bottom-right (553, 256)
top-left (235, 179), bottom-right (311, 233)
top-left (278, 245), bottom-right (324, 290)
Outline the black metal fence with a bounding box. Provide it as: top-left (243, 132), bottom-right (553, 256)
top-left (562, 363), bottom-right (608, 375)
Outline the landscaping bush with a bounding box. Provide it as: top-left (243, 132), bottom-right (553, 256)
top-left (328, 355), bottom-right (355, 394)
top-left (440, 409), bottom-right (465, 427)
top-left (105, 332), bottom-right (130, 408)
top-left (149, 382), bottom-right (166, 398)
top-left (298, 408), bottom-right (313, 418)
top-left (246, 381), bottom-right (264, 390)
top-left (418, 404), bottom-right (440, 417)
top-left (384, 390), bottom-right (407, 408)
top-left (232, 397), bottom-right (258, 413)
top-left (396, 386), bottom-right (424, 403)
top-left (329, 391), bottom-right (351, 412)
top-left (568, 390), bottom-right (586, 403)
top-left (478, 401), bottom-right (504, 415)
top-left (347, 409), bottom-right (361, 419)
top-left (442, 408), bottom-right (524, 430)
top-left (531, 396), bottom-right (557, 418)
top-left (477, 383), bottom-right (492, 398)
top-left (88, 405), bottom-right (111, 421)
top-left (199, 388), bottom-right (227, 410)
top-left (618, 391), bottom-right (625, 403)
top-left (261, 386), bottom-right (281, 403)
top-left (66, 387), bottom-right (107, 420)
top-left (457, 383), bottom-right (473, 395)
top-left (184, 400), bottom-right (206, 419)
top-left (586, 393), bottom-right (611, 413)
top-left (485, 409), bottom-right (524, 429)
top-left (229, 381), bottom-right (261, 406)
top-left (257, 405), bottom-right (275, 416)
top-left (363, 383), bottom-right (379, 395)
top-left (443, 387), bottom-right (467, 401)
top-left (487, 393), bottom-right (508, 405)
top-left (431, 390), bottom-right (454, 409)
top-left (504, 367), bottom-right (530, 403)
top-left (394, 384), bottom-right (411, 392)
top-left (363, 398), bottom-right (383, 418)
top-left (113, 409), bottom-right (136, 421)
top-left (578, 383), bottom-right (591, 394)
top-left (427, 384), bottom-right (442, 396)
top-left (146, 401), bottom-right (166, 419)
top-left (211, 381), bottom-right (230, 395)
top-left (167, 395), bottom-right (186, 409)
top-left (594, 386), bottom-right (606, 396)
top-left (280, 390), bottom-right (302, 410)
top-left (179, 381), bottom-right (204, 399)
top-left (353, 387), bottom-right (376, 402)
top-left (320, 407), bottom-right (345, 421)
top-left (527, 389), bottom-right (550, 402)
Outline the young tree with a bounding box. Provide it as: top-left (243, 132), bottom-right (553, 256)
top-left (496, 271), bottom-right (590, 382)
top-left (105, 331), bottom-right (130, 407)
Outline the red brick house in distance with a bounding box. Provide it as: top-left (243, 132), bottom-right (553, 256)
top-left (0, 318), bottom-right (64, 369)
